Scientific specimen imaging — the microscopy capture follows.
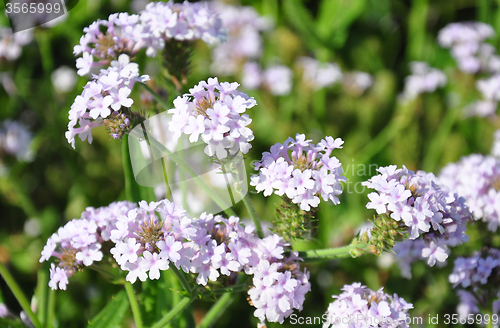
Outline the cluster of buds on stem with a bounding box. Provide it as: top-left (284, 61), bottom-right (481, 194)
top-left (103, 109), bottom-right (146, 140)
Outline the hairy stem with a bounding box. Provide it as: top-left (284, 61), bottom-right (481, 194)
top-left (298, 243), bottom-right (371, 262)
top-left (124, 282), bottom-right (143, 328)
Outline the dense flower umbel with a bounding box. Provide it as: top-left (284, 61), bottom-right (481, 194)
top-left (400, 62), bottom-right (446, 100)
top-left (438, 22), bottom-right (500, 74)
top-left (74, 1), bottom-right (225, 75)
top-left (449, 248), bottom-right (500, 318)
top-left (0, 28), bottom-right (32, 62)
top-left (139, 1), bottom-right (226, 57)
top-left (210, 1), bottom-right (271, 76)
top-left (362, 166), bottom-right (471, 266)
top-left (251, 134), bottom-right (346, 211)
top-left (66, 54), bottom-right (149, 148)
top-left (322, 283), bottom-right (413, 328)
top-left (248, 240), bottom-right (310, 325)
top-left (439, 154), bottom-right (500, 231)
top-left (39, 201), bottom-right (138, 290)
top-left (168, 78), bottom-right (255, 159)
top-left (41, 199), bottom-right (311, 323)
top-left (74, 13), bottom-right (143, 75)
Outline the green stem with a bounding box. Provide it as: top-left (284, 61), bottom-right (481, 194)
top-left (151, 297), bottom-right (194, 328)
top-left (46, 289), bottom-right (55, 328)
top-left (124, 282), bottom-right (143, 328)
top-left (196, 293), bottom-right (235, 328)
top-left (130, 129), bottom-right (237, 217)
top-left (141, 83), bottom-right (172, 110)
top-left (242, 193), bottom-right (263, 239)
top-left (171, 266), bottom-right (192, 295)
top-left (421, 106), bottom-right (461, 172)
top-left (212, 284), bottom-right (249, 294)
top-left (0, 263), bottom-right (42, 328)
top-left (298, 243), bottom-right (371, 262)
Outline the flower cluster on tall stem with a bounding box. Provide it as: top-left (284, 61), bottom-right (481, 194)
top-left (66, 54), bottom-right (149, 148)
top-left (40, 198), bottom-right (311, 325)
top-left (362, 165), bottom-right (471, 266)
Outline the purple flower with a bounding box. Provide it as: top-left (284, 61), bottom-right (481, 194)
top-left (323, 283), bottom-right (413, 328)
top-left (251, 134), bottom-right (346, 210)
top-left (363, 165), bottom-right (471, 271)
top-left (168, 78), bottom-right (256, 159)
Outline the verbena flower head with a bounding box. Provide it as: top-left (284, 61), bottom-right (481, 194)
top-left (251, 134), bottom-right (346, 211)
top-left (439, 154), bottom-right (500, 231)
top-left (470, 74), bottom-right (500, 118)
top-left (168, 77), bottom-right (256, 159)
top-left (40, 201), bottom-right (137, 290)
top-left (242, 63), bottom-right (293, 96)
top-left (362, 165), bottom-right (471, 265)
top-left (449, 248), bottom-right (500, 318)
top-left (74, 1), bottom-right (225, 75)
top-left (0, 27), bottom-right (32, 61)
top-left (210, 1), bottom-right (272, 75)
top-left (74, 13), bottom-right (143, 76)
top-left (66, 54), bottom-right (149, 148)
top-left (298, 57), bottom-right (343, 90)
top-left (401, 62), bottom-right (446, 100)
top-left (139, 1), bottom-right (226, 57)
top-left (342, 71), bottom-right (374, 95)
top-left (438, 22), bottom-right (500, 73)
top-left (0, 119), bottom-right (33, 162)
top-left (323, 282), bottom-right (413, 328)
top-left (248, 239), bottom-right (310, 325)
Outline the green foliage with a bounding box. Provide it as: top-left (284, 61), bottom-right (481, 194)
top-left (1, 0), bottom-right (500, 327)
top-left (87, 290), bottom-right (128, 328)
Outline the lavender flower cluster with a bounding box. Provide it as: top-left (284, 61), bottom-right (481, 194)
top-left (470, 74), bottom-right (500, 117)
top-left (449, 249), bottom-right (500, 318)
top-left (39, 201), bottom-right (137, 290)
top-left (439, 154), bottom-right (500, 231)
top-left (40, 199), bottom-right (310, 324)
top-left (298, 57), bottom-right (344, 90)
top-left (363, 165), bottom-right (471, 266)
top-left (438, 22), bottom-right (500, 74)
top-left (242, 62), bottom-right (293, 96)
top-left (74, 1), bottom-right (226, 75)
top-left (251, 134), bottom-right (346, 211)
top-left (322, 283), bottom-right (413, 328)
top-left (0, 119), bottom-right (33, 163)
top-left (210, 1), bottom-right (272, 76)
top-left (66, 54), bottom-right (149, 148)
top-left (0, 27), bottom-right (32, 61)
top-left (168, 77), bottom-right (255, 159)
top-left (400, 62), bottom-right (447, 100)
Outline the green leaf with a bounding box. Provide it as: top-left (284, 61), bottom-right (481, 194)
top-left (283, 0), bottom-right (325, 50)
top-left (87, 290), bottom-right (128, 328)
top-left (316, 0), bottom-right (366, 48)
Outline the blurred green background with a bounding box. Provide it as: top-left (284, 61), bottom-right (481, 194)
top-left (1, 0), bottom-right (499, 327)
